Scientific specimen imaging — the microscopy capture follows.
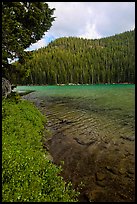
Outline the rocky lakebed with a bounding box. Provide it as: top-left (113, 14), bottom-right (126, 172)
top-left (22, 92), bottom-right (135, 202)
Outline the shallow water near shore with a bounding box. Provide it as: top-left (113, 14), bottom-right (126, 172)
top-left (18, 84), bottom-right (135, 202)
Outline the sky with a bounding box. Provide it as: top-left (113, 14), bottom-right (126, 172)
top-left (27, 2), bottom-right (135, 51)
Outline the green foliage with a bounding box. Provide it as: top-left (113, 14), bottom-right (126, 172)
top-left (2, 99), bottom-right (79, 202)
top-left (14, 29), bottom-right (135, 85)
top-left (2, 2), bottom-right (55, 81)
top-left (7, 92), bottom-right (21, 103)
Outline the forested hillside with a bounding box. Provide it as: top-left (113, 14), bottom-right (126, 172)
top-left (13, 29), bottom-right (135, 85)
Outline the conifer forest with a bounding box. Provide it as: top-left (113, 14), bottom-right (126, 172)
top-left (13, 29), bottom-right (134, 85)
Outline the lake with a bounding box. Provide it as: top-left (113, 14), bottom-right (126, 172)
top-left (17, 84), bottom-right (135, 202)
top-left (16, 84), bottom-right (135, 130)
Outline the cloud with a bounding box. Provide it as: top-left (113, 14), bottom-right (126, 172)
top-left (47, 2), bottom-right (92, 37)
top-left (91, 2), bottom-right (135, 37)
top-left (80, 23), bottom-right (102, 39)
top-left (28, 2), bottom-right (135, 50)
top-left (47, 2), bottom-right (135, 37)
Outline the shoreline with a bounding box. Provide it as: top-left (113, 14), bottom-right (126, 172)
top-left (15, 82), bottom-right (135, 87)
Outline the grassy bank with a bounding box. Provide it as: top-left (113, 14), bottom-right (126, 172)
top-left (2, 97), bottom-right (79, 202)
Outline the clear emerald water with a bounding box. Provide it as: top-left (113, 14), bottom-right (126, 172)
top-left (16, 84), bottom-right (135, 130)
top-left (18, 84), bottom-right (135, 201)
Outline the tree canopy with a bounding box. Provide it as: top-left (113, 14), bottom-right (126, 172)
top-left (2, 2), bottom-right (55, 81)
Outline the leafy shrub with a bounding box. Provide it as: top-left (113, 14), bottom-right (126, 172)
top-left (7, 91), bottom-right (21, 103)
top-left (2, 99), bottom-right (79, 202)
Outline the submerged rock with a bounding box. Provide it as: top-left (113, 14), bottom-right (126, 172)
top-left (120, 135), bottom-right (135, 142)
top-left (2, 77), bottom-right (11, 98)
top-left (95, 172), bottom-right (106, 181)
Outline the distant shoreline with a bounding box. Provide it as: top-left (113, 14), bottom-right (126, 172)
top-left (15, 82), bottom-right (135, 86)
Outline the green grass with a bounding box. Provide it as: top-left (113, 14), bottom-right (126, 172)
top-left (2, 97), bottom-right (79, 202)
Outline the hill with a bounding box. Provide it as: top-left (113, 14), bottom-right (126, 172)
top-left (13, 29), bottom-right (135, 85)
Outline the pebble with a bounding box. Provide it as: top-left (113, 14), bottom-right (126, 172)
top-left (96, 172), bottom-right (106, 181)
top-left (105, 166), bottom-right (117, 174)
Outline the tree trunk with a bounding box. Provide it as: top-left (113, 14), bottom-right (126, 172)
top-left (2, 77), bottom-right (12, 98)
